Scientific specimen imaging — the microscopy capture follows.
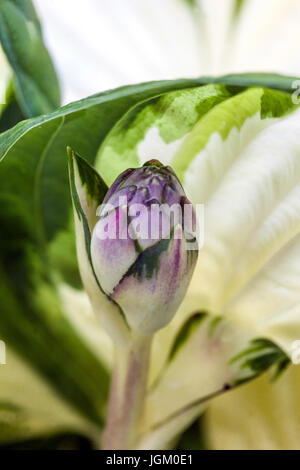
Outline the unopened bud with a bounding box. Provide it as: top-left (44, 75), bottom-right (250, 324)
top-left (91, 160), bottom-right (198, 334)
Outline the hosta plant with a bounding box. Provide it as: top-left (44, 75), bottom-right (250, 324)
top-left (0, 68), bottom-right (300, 449)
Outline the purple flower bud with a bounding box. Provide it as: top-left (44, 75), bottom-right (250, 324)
top-left (91, 160), bottom-right (198, 334)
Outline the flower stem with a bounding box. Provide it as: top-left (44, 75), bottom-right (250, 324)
top-left (102, 333), bottom-right (152, 450)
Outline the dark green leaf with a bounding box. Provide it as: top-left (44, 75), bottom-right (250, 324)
top-left (229, 338), bottom-right (290, 385)
top-left (48, 219), bottom-right (82, 289)
top-left (0, 0), bottom-right (60, 117)
top-left (0, 252), bottom-right (110, 426)
top-left (0, 85), bottom-right (24, 132)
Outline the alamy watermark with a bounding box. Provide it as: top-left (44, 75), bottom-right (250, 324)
top-left (0, 340), bottom-right (6, 365)
top-left (0, 78), bottom-right (7, 105)
top-left (291, 80), bottom-right (300, 104)
top-left (291, 340), bottom-right (300, 364)
top-left (95, 197), bottom-right (204, 251)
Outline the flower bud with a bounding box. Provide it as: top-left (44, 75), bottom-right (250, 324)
top-left (91, 160), bottom-right (198, 335)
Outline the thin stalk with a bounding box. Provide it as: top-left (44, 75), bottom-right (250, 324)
top-left (101, 346), bottom-right (128, 448)
top-left (102, 333), bottom-right (152, 450)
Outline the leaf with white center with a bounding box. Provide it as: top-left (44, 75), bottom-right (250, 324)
top-left (182, 104), bottom-right (300, 355)
top-left (227, 235), bottom-right (300, 354)
top-left (68, 149), bottom-right (130, 345)
top-left (140, 314), bottom-right (288, 449)
top-left (174, 87), bottom-right (294, 182)
top-left (96, 84), bottom-right (232, 184)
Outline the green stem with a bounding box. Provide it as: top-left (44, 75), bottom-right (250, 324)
top-left (102, 334), bottom-right (152, 450)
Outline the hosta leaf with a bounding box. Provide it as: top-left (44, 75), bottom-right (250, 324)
top-left (59, 284), bottom-right (114, 371)
top-left (0, 0), bottom-right (60, 117)
top-left (0, 78), bottom-right (215, 248)
top-left (47, 218), bottom-right (82, 289)
top-left (183, 104), bottom-right (300, 355)
top-left (0, 346), bottom-right (99, 445)
top-left (174, 87), bottom-right (295, 180)
top-left (96, 84), bottom-right (232, 185)
top-left (167, 312), bottom-right (206, 362)
top-left (211, 72), bottom-right (299, 92)
top-left (95, 84), bottom-right (296, 185)
top-left (1, 74), bottom-right (291, 253)
top-left (229, 338), bottom-right (290, 384)
top-left (0, 256), bottom-right (110, 427)
top-left (8, 0), bottom-right (41, 30)
top-left (141, 315), bottom-right (288, 449)
top-left (207, 363), bottom-right (300, 450)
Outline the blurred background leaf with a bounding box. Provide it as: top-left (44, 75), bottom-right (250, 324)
top-left (0, 79), bottom-right (24, 132)
top-left (0, 0), bottom-right (60, 117)
top-left (31, 0), bottom-right (300, 104)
